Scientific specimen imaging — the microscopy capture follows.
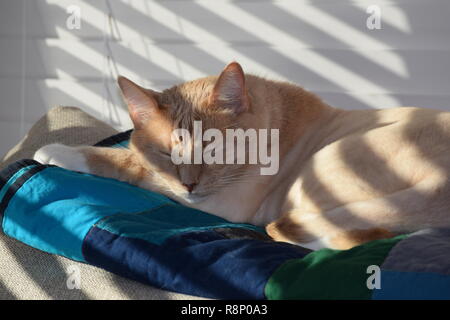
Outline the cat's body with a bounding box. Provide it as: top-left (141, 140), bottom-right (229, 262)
top-left (35, 62), bottom-right (450, 250)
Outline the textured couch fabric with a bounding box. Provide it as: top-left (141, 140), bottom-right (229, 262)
top-left (0, 106), bottom-right (204, 300)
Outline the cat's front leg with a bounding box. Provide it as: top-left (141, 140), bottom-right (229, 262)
top-left (34, 144), bottom-right (92, 173)
top-left (34, 144), bottom-right (150, 190)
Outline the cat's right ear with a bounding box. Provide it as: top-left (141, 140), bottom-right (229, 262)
top-left (210, 62), bottom-right (249, 115)
top-left (118, 76), bottom-right (160, 128)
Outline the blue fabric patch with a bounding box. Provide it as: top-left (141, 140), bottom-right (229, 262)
top-left (83, 226), bottom-right (309, 299)
top-left (2, 166), bottom-right (174, 261)
top-left (95, 204), bottom-right (264, 245)
top-left (372, 270), bottom-right (450, 300)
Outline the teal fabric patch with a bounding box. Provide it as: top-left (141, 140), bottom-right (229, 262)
top-left (2, 166), bottom-right (175, 261)
top-left (112, 141), bottom-right (129, 149)
top-left (95, 204), bottom-right (265, 245)
top-left (0, 165), bottom-right (37, 203)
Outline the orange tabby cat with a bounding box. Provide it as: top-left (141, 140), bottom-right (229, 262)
top-left (35, 62), bottom-right (450, 250)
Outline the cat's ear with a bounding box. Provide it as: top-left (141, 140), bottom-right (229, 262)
top-left (118, 76), bottom-right (160, 128)
top-left (210, 62), bottom-right (249, 114)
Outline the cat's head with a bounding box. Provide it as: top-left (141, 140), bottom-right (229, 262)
top-left (118, 62), bottom-right (257, 203)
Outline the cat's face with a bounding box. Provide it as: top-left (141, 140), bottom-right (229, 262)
top-left (119, 62), bottom-right (253, 203)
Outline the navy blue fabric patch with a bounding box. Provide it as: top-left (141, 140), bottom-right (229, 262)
top-left (0, 159), bottom-right (40, 191)
top-left (372, 270), bottom-right (450, 300)
top-left (83, 226), bottom-right (310, 299)
top-left (94, 129), bottom-right (133, 147)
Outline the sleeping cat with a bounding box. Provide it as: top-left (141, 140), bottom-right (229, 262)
top-left (34, 62), bottom-right (450, 250)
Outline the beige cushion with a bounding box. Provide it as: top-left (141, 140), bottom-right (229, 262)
top-left (1, 106), bottom-right (118, 169)
top-left (0, 106), bottom-right (205, 300)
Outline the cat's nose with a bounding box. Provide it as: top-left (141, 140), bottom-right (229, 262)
top-left (183, 183), bottom-right (197, 193)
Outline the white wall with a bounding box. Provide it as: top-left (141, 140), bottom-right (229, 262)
top-left (1, 0), bottom-right (449, 154)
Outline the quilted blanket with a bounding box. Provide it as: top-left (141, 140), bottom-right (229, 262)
top-left (1, 131), bottom-right (450, 299)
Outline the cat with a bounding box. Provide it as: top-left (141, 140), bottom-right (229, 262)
top-left (34, 61), bottom-right (450, 250)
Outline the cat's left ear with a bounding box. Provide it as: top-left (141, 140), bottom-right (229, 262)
top-left (210, 62), bottom-right (249, 114)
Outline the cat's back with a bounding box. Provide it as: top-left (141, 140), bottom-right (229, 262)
top-left (289, 106), bottom-right (450, 213)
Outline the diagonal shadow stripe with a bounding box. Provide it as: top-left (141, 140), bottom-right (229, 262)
top-left (120, 0), bottom-right (379, 109)
top-left (0, 279), bottom-right (16, 299)
top-left (0, 115), bottom-right (93, 299)
top-left (263, 2), bottom-right (450, 100)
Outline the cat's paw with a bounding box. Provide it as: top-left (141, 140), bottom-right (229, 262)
top-left (34, 144), bottom-right (90, 173)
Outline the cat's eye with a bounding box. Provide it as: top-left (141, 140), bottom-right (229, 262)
top-left (160, 151), bottom-right (172, 158)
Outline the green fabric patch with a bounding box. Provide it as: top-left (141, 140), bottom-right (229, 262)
top-left (265, 235), bottom-right (406, 300)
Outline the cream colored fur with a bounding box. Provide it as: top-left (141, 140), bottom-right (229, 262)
top-left (35, 62), bottom-right (450, 250)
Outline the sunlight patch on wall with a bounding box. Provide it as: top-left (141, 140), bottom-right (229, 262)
top-left (276, 2), bottom-right (409, 78)
top-left (197, 1), bottom-right (401, 108)
top-left (124, 0), bottom-right (293, 83)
